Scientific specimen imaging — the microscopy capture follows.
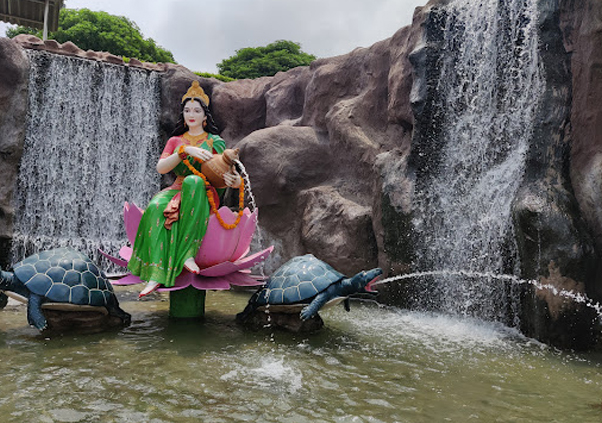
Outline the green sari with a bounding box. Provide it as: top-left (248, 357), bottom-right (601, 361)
top-left (127, 133), bottom-right (225, 287)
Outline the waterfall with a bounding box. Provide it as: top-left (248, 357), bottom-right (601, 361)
top-left (12, 51), bottom-right (162, 268)
top-left (412, 0), bottom-right (544, 321)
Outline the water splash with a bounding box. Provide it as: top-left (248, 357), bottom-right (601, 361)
top-left (375, 271), bottom-right (602, 320)
top-left (235, 159), bottom-right (257, 213)
top-left (221, 354), bottom-right (302, 394)
top-left (237, 151), bottom-right (275, 341)
top-left (411, 0), bottom-right (544, 321)
top-left (12, 51), bottom-right (161, 267)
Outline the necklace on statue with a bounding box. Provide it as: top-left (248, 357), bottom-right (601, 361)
top-left (183, 131), bottom-right (208, 146)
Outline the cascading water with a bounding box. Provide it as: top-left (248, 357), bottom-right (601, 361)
top-left (12, 51), bottom-right (162, 268)
top-left (411, 0), bottom-right (544, 322)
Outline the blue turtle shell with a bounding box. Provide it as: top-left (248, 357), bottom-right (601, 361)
top-left (12, 248), bottom-right (115, 306)
top-left (256, 254), bottom-right (345, 306)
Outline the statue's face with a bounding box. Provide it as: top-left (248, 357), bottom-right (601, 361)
top-left (183, 100), bottom-right (206, 131)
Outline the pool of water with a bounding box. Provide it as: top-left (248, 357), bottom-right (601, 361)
top-left (0, 288), bottom-right (601, 423)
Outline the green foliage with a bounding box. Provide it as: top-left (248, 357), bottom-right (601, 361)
top-left (217, 40), bottom-right (316, 79)
top-left (6, 26), bottom-right (39, 38)
top-left (194, 72), bottom-right (234, 83)
top-left (7, 8), bottom-right (175, 63)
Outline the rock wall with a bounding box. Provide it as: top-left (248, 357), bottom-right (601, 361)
top-left (1, 0), bottom-right (602, 348)
top-left (513, 0), bottom-right (598, 349)
top-left (561, 0), bottom-right (602, 297)
top-left (0, 37), bottom-right (28, 268)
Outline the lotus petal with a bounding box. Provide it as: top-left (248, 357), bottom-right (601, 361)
top-left (124, 202), bottom-right (144, 245)
top-left (195, 207), bottom-right (254, 267)
top-left (233, 246), bottom-right (274, 270)
top-left (197, 261), bottom-right (239, 277)
top-left (198, 246), bottom-right (273, 277)
top-left (222, 271), bottom-right (263, 286)
top-left (111, 274), bottom-right (143, 286)
top-left (119, 246), bottom-right (133, 262)
top-left (98, 249), bottom-right (129, 268)
top-left (157, 272), bottom-right (231, 292)
top-left (230, 209), bottom-right (258, 262)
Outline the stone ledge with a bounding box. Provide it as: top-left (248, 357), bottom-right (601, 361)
top-left (10, 34), bottom-right (171, 72)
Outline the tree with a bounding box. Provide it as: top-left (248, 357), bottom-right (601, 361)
top-left (7, 8), bottom-right (175, 63)
top-left (217, 40), bottom-right (316, 79)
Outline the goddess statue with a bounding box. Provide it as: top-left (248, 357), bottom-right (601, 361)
top-left (128, 81), bottom-right (242, 297)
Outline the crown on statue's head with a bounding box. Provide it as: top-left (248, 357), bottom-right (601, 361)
top-left (182, 80), bottom-right (209, 106)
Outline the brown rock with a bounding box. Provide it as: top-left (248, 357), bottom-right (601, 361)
top-left (239, 309), bottom-right (324, 332)
top-left (59, 41), bottom-right (83, 56)
top-left (237, 126), bottom-right (332, 206)
top-left (0, 38), bottom-right (29, 263)
top-left (43, 309), bottom-right (126, 333)
top-left (128, 58), bottom-right (144, 68)
top-left (388, 11), bottom-right (425, 129)
top-left (42, 39), bottom-right (61, 52)
top-left (12, 34), bottom-right (43, 48)
top-left (562, 0), bottom-right (602, 253)
top-left (298, 186), bottom-right (378, 274)
top-left (211, 77), bottom-right (272, 142)
top-left (265, 67), bottom-right (312, 126)
top-left (103, 52), bottom-right (124, 65)
top-left (301, 54), bottom-right (364, 130)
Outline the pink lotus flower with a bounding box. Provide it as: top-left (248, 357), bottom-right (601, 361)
top-left (102, 202), bottom-right (272, 291)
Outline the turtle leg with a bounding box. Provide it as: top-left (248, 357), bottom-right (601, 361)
top-left (27, 294), bottom-right (47, 330)
top-left (344, 298), bottom-right (351, 312)
top-left (300, 291), bottom-right (333, 321)
top-left (236, 291), bottom-right (260, 323)
top-left (106, 296), bottom-right (132, 326)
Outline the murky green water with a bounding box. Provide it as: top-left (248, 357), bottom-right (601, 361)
top-left (0, 288), bottom-right (601, 423)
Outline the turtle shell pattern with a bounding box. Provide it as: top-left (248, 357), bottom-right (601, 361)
top-left (12, 248), bottom-right (114, 306)
top-left (256, 254), bottom-right (345, 306)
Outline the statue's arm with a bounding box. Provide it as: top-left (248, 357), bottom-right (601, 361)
top-left (156, 152), bottom-right (181, 174)
top-left (156, 137), bottom-right (181, 174)
top-left (155, 136), bottom-right (214, 174)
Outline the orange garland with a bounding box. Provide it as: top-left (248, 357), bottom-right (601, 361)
top-left (178, 145), bottom-right (245, 230)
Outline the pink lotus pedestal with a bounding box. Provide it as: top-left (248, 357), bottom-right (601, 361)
top-left (102, 203), bottom-right (272, 319)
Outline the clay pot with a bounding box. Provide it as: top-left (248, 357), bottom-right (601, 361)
top-left (201, 148), bottom-right (239, 188)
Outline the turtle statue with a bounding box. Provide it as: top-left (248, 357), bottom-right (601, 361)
top-left (0, 248), bottom-right (131, 331)
top-left (237, 254), bottom-right (382, 330)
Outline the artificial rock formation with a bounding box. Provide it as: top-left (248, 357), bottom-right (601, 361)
top-left (1, 0), bottom-right (602, 348)
top-left (0, 37), bottom-right (29, 268)
top-left (561, 0), bottom-right (602, 296)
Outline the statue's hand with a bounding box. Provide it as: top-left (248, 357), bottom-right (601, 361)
top-left (185, 146), bottom-right (213, 162)
top-left (224, 169), bottom-right (242, 188)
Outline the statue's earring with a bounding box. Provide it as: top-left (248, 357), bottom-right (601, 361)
top-left (202, 119), bottom-right (207, 128)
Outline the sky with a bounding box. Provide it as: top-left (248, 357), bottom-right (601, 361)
top-left (0, 0), bottom-right (427, 73)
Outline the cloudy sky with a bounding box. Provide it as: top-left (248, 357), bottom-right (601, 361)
top-left (0, 0), bottom-right (427, 73)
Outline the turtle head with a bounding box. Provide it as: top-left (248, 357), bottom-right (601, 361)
top-left (0, 270), bottom-right (29, 298)
top-left (0, 271), bottom-right (14, 290)
top-left (346, 268), bottom-right (383, 294)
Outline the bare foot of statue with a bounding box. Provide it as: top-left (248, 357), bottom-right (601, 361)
top-left (139, 281), bottom-right (160, 298)
top-left (184, 257), bottom-right (200, 274)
